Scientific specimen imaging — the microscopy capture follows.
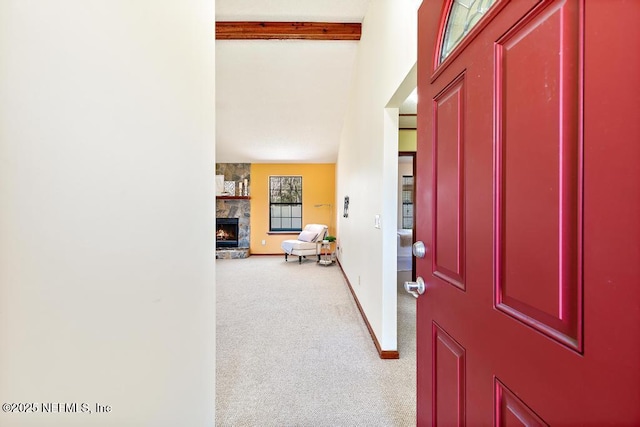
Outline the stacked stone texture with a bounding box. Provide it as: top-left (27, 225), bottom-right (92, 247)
top-left (216, 163), bottom-right (251, 258)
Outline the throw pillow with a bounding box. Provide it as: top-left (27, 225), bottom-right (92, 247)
top-left (297, 230), bottom-right (318, 242)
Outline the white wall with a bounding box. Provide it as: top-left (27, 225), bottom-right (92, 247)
top-left (0, 1), bottom-right (216, 426)
top-left (336, 0), bottom-right (419, 351)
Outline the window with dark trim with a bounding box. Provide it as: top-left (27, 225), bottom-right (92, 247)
top-left (269, 176), bottom-right (302, 231)
top-left (402, 175), bottom-right (414, 229)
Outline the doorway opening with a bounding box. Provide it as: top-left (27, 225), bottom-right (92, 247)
top-left (396, 87), bottom-right (417, 361)
top-left (384, 62), bottom-right (417, 378)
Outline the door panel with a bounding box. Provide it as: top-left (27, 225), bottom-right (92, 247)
top-left (494, 0), bottom-right (582, 350)
top-left (416, 0), bottom-right (640, 425)
top-left (433, 74), bottom-right (466, 289)
top-left (433, 323), bottom-right (466, 426)
top-left (495, 379), bottom-right (547, 427)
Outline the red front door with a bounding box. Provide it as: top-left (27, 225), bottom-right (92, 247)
top-left (415, 0), bottom-right (640, 425)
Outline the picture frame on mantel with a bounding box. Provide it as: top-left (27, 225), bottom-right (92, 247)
top-left (215, 175), bottom-right (224, 196)
top-left (223, 181), bottom-right (235, 196)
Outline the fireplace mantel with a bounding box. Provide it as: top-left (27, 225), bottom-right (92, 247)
top-left (216, 196), bottom-right (251, 200)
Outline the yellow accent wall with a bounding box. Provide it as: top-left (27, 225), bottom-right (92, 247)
top-left (399, 129), bottom-right (417, 152)
top-left (250, 163), bottom-right (336, 254)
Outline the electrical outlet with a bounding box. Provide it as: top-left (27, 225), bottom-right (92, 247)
top-left (261, 239), bottom-right (266, 245)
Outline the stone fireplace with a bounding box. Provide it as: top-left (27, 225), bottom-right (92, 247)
top-left (216, 163), bottom-right (250, 259)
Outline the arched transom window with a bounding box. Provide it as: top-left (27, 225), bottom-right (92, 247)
top-left (440, 0), bottom-right (498, 63)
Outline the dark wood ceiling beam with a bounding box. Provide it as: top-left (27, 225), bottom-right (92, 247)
top-left (216, 21), bottom-right (362, 41)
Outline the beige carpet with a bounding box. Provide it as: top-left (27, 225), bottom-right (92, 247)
top-left (216, 256), bottom-right (416, 427)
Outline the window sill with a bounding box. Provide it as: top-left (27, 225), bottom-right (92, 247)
top-left (267, 231), bottom-right (301, 235)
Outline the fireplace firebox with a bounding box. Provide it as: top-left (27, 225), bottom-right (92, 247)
top-left (216, 218), bottom-right (239, 248)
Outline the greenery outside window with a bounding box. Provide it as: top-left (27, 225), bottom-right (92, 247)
top-left (269, 176), bottom-right (302, 231)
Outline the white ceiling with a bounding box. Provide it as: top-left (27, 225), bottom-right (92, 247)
top-left (216, 0), bottom-right (414, 164)
top-left (400, 88), bottom-right (417, 129)
top-left (216, 39), bottom-right (359, 163)
top-left (216, 0), bottom-right (371, 22)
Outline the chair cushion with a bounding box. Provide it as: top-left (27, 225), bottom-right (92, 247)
top-left (297, 230), bottom-right (318, 242)
top-left (281, 239), bottom-right (317, 254)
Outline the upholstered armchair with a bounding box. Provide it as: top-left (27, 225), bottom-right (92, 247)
top-left (281, 224), bottom-right (328, 263)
